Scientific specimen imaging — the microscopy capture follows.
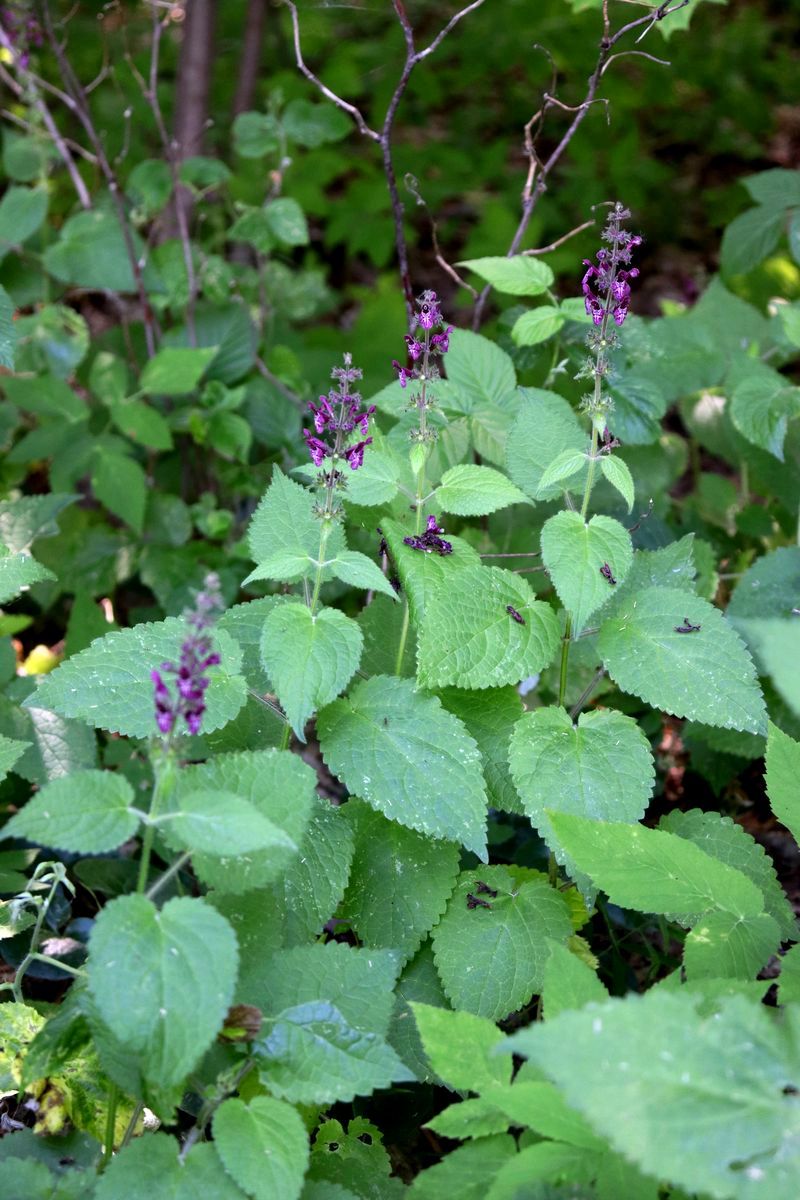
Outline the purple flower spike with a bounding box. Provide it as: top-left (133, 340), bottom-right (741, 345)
top-left (151, 574), bottom-right (224, 739)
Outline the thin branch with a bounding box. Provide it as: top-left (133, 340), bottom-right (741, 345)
top-left (255, 356), bottom-right (303, 408)
top-left (405, 173), bottom-right (478, 300)
top-left (521, 219), bottom-right (595, 257)
top-left (416, 0), bottom-right (487, 61)
top-left (601, 49), bottom-right (671, 75)
top-left (569, 665), bottom-right (606, 720)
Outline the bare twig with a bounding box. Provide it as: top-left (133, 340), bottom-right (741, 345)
top-left (285, 0), bottom-right (487, 326)
top-left (471, 0), bottom-right (690, 328)
top-left (601, 50), bottom-right (671, 75)
top-left (405, 173), bottom-right (477, 300)
top-left (521, 219), bottom-right (596, 257)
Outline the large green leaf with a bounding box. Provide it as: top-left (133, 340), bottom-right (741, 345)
top-left (416, 565), bottom-right (560, 689)
top-left (411, 1002), bottom-right (511, 1093)
top-left (318, 676), bottom-right (489, 859)
top-left (408, 1137), bottom-right (517, 1199)
top-left (282, 799), bottom-right (355, 945)
top-left (766, 723), bottom-right (800, 847)
top-left (341, 799), bottom-right (460, 963)
top-left (730, 369), bottom-right (800, 460)
top-left (244, 467), bottom-right (344, 585)
top-left (0, 548), bottom-right (55, 604)
top-left (389, 944), bottom-right (450, 1083)
top-left (505, 990), bottom-right (800, 1200)
top-left (90, 451), bottom-right (147, 533)
top-left (509, 707), bottom-right (654, 864)
top-left (734, 619), bottom-right (800, 717)
top-left (2, 769), bottom-right (138, 854)
top-left (31, 618), bottom-right (247, 738)
top-left (88, 895), bottom-right (238, 1090)
top-left (457, 256), bottom-right (554, 296)
top-left (727, 546), bottom-right (800, 621)
top-left (43, 210), bottom-right (152, 293)
top-left (0, 185), bottom-right (48, 255)
top-left (213, 1097), bottom-right (309, 1200)
top-left (505, 389), bottom-right (587, 501)
top-left (260, 602), bottom-right (362, 739)
top-left (167, 789), bottom-right (297, 858)
top-left (511, 306), bottom-right (566, 347)
top-left (541, 511), bottom-right (633, 634)
top-left (380, 518), bottom-right (481, 625)
top-left (444, 329), bottom-right (517, 413)
top-left (541, 939), bottom-right (609, 1019)
top-left (598, 585), bottom-right (767, 733)
top-left (720, 205), bottom-right (784, 276)
top-left (139, 347), bottom-right (217, 396)
top-left (682, 909), bottom-right (781, 981)
top-left (438, 686), bottom-right (523, 813)
top-left (548, 813), bottom-right (764, 921)
top-left (433, 464), bottom-right (531, 516)
top-left (431, 867), bottom-right (572, 1020)
top-left (0, 494), bottom-right (77, 553)
top-left (95, 1136), bottom-right (248, 1199)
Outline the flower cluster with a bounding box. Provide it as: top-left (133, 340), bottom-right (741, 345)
top-left (403, 514), bottom-right (452, 556)
top-left (151, 573), bottom-right (223, 738)
top-left (0, 4), bottom-right (42, 70)
top-left (303, 355), bottom-right (374, 477)
top-left (392, 290), bottom-right (453, 443)
top-left (581, 204), bottom-right (641, 329)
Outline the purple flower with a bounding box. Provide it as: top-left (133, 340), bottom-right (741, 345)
top-left (151, 574), bottom-right (224, 738)
top-left (416, 290), bottom-right (442, 331)
top-left (393, 359), bottom-right (417, 389)
top-left (581, 207), bottom-right (641, 330)
top-left (303, 430), bottom-right (330, 466)
top-left (430, 326), bottom-right (453, 354)
top-left (308, 396), bottom-right (335, 434)
top-left (403, 513), bottom-right (453, 555)
top-left (343, 438), bottom-right (372, 470)
top-left (404, 335), bottom-right (424, 361)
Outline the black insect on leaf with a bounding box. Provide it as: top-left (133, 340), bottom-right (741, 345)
top-left (599, 562), bottom-right (617, 586)
top-left (674, 617), bottom-right (701, 634)
top-left (474, 880), bottom-right (498, 898)
top-left (466, 892), bottom-right (492, 910)
top-left (506, 604), bottom-right (526, 625)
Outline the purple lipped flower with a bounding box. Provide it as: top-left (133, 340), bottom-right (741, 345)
top-left (416, 290), bottom-right (442, 331)
top-left (403, 513), bottom-right (452, 555)
top-left (343, 438), bottom-right (372, 470)
top-left (404, 335), bottom-right (424, 361)
top-left (430, 326), bottom-right (453, 354)
top-left (426, 515), bottom-right (445, 535)
top-left (308, 396), bottom-right (336, 434)
top-left (303, 430), bottom-right (330, 466)
top-left (151, 573), bottom-right (224, 739)
top-left (393, 360), bottom-right (418, 389)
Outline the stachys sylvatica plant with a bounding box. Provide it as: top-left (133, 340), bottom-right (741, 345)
top-left (3, 191), bottom-right (800, 1200)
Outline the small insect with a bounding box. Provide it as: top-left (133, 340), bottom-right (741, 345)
top-left (599, 562), bottom-right (617, 586)
top-left (506, 604), bottom-right (526, 625)
top-left (474, 880), bottom-right (498, 898)
top-left (674, 617), bottom-right (701, 634)
top-left (466, 892), bottom-right (492, 911)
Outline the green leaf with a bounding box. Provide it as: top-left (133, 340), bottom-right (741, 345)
top-left (541, 511), bottom-right (633, 634)
top-left (32, 618), bottom-right (247, 738)
top-left (425, 1098), bottom-right (509, 1141)
top-left (283, 799), bottom-right (355, 944)
top-left (457, 256), bottom-right (554, 296)
top-left (388, 944), bottom-right (449, 1083)
top-left (734, 618), bottom-right (800, 717)
top-left (444, 329), bottom-right (517, 412)
top-left (431, 867), bottom-right (573, 1020)
top-left (233, 111), bottom-right (280, 158)
top-left (265, 198), bottom-right (309, 247)
top-left (433, 464), bottom-right (531, 516)
top-left (598, 585), bottom-right (767, 733)
top-left (660, 807), bottom-right (796, 940)
top-left (308, 1117), bottom-right (402, 1199)
top-left (730, 370), bottom-right (799, 460)
top-left (548, 813), bottom-right (764, 921)
top-left (0, 283), bottom-right (14, 370)
top-left (720, 205), bottom-right (784, 275)
top-left (0, 549), bottom-right (55, 603)
top-left (245, 467), bottom-right (344, 585)
top-left (509, 707), bottom-right (654, 865)
top-left (0, 733), bottom-right (29, 784)
top-left (329, 550), bottom-right (398, 601)
top-left (91, 451), bottom-right (147, 533)
top-left (282, 98), bottom-right (351, 147)
top-left (317, 675), bottom-right (489, 859)
top-left (173, 750), bottom-right (315, 893)
top-left (743, 168), bottom-right (800, 208)
top-left (380, 518), bottom-right (481, 625)
top-left (139, 347), bottom-right (217, 395)
top-left (511, 306), bottom-right (566, 346)
top-left (260, 603), bottom-right (362, 739)
top-left (683, 910), bottom-right (781, 981)
top-left (88, 895), bottom-right (238, 1090)
top-left (0, 494), bottom-right (77, 552)
top-left (505, 990), bottom-right (800, 1200)
top-left (0, 185), bottom-right (48, 254)
top-left (411, 1002), bottom-right (510, 1092)
top-left (43, 210), bottom-right (151, 293)
top-left (541, 939), bottom-right (608, 1019)
top-left (438, 687), bottom-right (523, 813)
top-left (109, 398), bottom-right (173, 451)
top-left (534, 448), bottom-right (587, 496)
top-left (766, 722), bottom-right (800, 846)
top-left (2, 769), bottom-right (138, 854)
top-left (128, 159), bottom-right (172, 214)
top-left (95, 1136), bottom-right (249, 1199)
top-left (779, 943), bottom-right (800, 1005)
top-left (408, 1137), bottom-right (516, 1199)
top-left (728, 546), bottom-right (800, 622)
top-left (341, 799), bottom-right (460, 963)
top-left (1, 698), bottom-right (97, 785)
top-left (166, 789), bottom-right (297, 857)
top-left (599, 455), bottom-right (635, 511)
top-left (417, 565), bottom-right (560, 689)
top-left (213, 1097), bottom-right (309, 1200)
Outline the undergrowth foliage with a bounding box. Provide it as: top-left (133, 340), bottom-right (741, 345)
top-left (1, 1), bottom-right (800, 1198)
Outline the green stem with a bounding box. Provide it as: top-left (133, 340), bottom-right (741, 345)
top-left (279, 721), bottom-right (291, 750)
top-left (146, 851), bottom-right (193, 902)
top-left (136, 761), bottom-right (174, 894)
top-left (10, 875), bottom-right (61, 1003)
top-left (558, 425), bottom-right (600, 712)
top-left (394, 483), bottom-right (425, 676)
top-left (100, 1082), bottom-right (119, 1171)
top-left (309, 522), bottom-right (332, 616)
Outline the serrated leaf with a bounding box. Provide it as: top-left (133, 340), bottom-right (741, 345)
top-left (433, 463), bottom-right (531, 516)
top-left (265, 197), bottom-right (309, 247)
top-left (172, 750), bottom-right (315, 893)
top-left (548, 813), bottom-right (764, 921)
top-left (32, 619), bottom-right (247, 738)
top-left (720, 205), bottom-right (784, 276)
top-left (743, 168), bottom-right (800, 208)
top-left (167, 789), bottom-right (297, 857)
top-left (0, 733), bottom-right (29, 783)
top-left (318, 676), bottom-right (489, 859)
top-left (734, 618), bottom-right (800, 717)
top-left (660, 807), bottom-right (796, 939)
top-left (411, 1002), bottom-right (510, 1093)
top-left (600, 455), bottom-right (635, 511)
top-left (444, 329), bottom-right (517, 412)
top-left (512, 306), bottom-right (566, 346)
top-left (341, 800), bottom-right (460, 963)
top-left (683, 910), bottom-right (781, 981)
top-left (0, 494), bottom-right (77, 553)
top-left (535, 448), bottom-right (587, 496)
top-left (505, 990), bottom-right (800, 1200)
top-left (380, 518), bottom-right (481, 625)
top-left (728, 546), bottom-right (800, 622)
top-left (95, 1136), bottom-right (249, 1200)
top-left (438, 687), bottom-right (523, 813)
top-left (431, 867), bottom-right (572, 1020)
top-left (730, 371), bottom-right (799, 460)
top-left (260, 603), bottom-right (362, 739)
top-left (213, 1097), bottom-right (309, 1200)
top-left (109, 398), bottom-right (173, 451)
top-left (458, 256), bottom-right (554, 296)
top-left (598, 585), bottom-right (767, 733)
top-left (283, 799), bottom-right (355, 944)
top-left (3, 769), bottom-right (138, 854)
top-left (541, 939), bottom-right (608, 1019)
top-left (541, 512), bottom-right (632, 634)
top-left (425, 1098), bottom-right (509, 1140)
top-left (329, 550), bottom-right (398, 600)
top-left (509, 707), bottom-right (654, 865)
top-left (0, 549), bottom-right (56, 603)
top-left (613, 536), bottom-right (698, 603)
top-left (417, 565), bottom-right (560, 689)
top-left (309, 1117), bottom-right (402, 1199)
top-left (139, 347), bottom-right (217, 395)
top-left (408, 1137), bottom-right (517, 1199)
top-left (766, 722), bottom-right (800, 847)
top-left (88, 895), bottom-right (238, 1090)
top-left (245, 467), bottom-right (344, 585)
